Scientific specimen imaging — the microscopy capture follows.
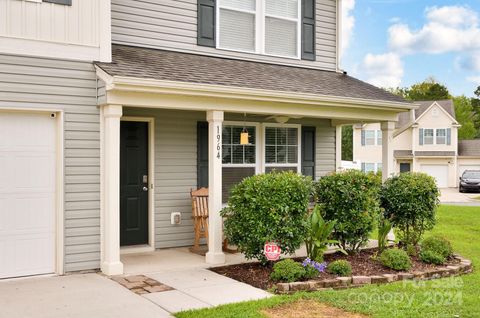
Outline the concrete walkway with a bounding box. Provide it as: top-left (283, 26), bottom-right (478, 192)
top-left (0, 273), bottom-right (171, 318)
top-left (141, 268), bottom-right (271, 313)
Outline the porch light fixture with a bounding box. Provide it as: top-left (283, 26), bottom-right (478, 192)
top-left (240, 113), bottom-right (250, 145)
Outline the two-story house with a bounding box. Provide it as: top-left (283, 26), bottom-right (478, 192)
top-left (0, 0), bottom-right (414, 279)
top-left (352, 100), bottom-right (467, 188)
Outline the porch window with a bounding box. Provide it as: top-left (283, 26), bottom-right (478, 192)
top-left (218, 0), bottom-right (300, 58)
top-left (222, 125), bottom-right (257, 200)
top-left (436, 129), bottom-right (446, 145)
top-left (264, 126), bottom-right (300, 173)
top-left (424, 129), bottom-right (434, 145)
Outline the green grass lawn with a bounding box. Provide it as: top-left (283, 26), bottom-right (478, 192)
top-left (175, 205), bottom-right (480, 318)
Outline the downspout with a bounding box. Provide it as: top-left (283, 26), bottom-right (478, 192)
top-left (336, 0), bottom-right (344, 73)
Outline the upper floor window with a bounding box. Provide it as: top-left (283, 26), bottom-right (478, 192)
top-left (436, 129), bottom-right (446, 145)
top-left (218, 0), bottom-right (300, 58)
top-left (361, 129), bottom-right (382, 146)
top-left (423, 129), bottom-right (434, 145)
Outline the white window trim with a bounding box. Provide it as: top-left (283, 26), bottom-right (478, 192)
top-left (435, 128), bottom-right (446, 145)
top-left (422, 128), bottom-right (448, 145)
top-left (222, 121), bottom-right (261, 174)
top-left (221, 121), bottom-right (301, 174)
top-left (263, 123), bottom-right (302, 173)
top-left (216, 0), bottom-right (302, 60)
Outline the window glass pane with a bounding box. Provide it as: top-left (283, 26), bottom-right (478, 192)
top-left (277, 128), bottom-right (287, 145)
top-left (231, 126), bottom-right (243, 144)
top-left (222, 145), bottom-right (232, 164)
top-left (364, 163), bottom-right (375, 173)
top-left (377, 130), bottom-right (382, 145)
top-left (276, 146), bottom-right (287, 163)
top-left (223, 167), bottom-right (255, 202)
top-left (245, 145), bottom-right (256, 163)
top-left (266, 146), bottom-right (276, 163)
top-left (287, 146), bottom-right (298, 163)
top-left (265, 17), bottom-right (297, 57)
top-left (222, 126), bottom-right (232, 144)
top-left (232, 145), bottom-right (244, 164)
top-left (364, 130), bottom-right (375, 146)
top-left (247, 126), bottom-right (256, 144)
top-left (377, 163), bottom-right (382, 172)
top-left (287, 128), bottom-right (298, 145)
top-left (265, 128), bottom-right (276, 145)
top-left (265, 0), bottom-right (298, 19)
top-left (219, 0), bottom-right (255, 11)
top-left (424, 129), bottom-right (434, 144)
top-left (219, 9), bottom-right (255, 52)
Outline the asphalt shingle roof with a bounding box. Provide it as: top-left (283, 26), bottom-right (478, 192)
top-left (396, 100), bottom-right (456, 129)
top-left (458, 140), bottom-right (480, 157)
top-left (95, 45), bottom-right (408, 104)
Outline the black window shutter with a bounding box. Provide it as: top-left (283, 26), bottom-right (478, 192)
top-left (197, 0), bottom-right (216, 47)
top-left (43, 0), bottom-right (72, 5)
top-left (197, 122), bottom-right (209, 188)
top-left (301, 126), bottom-right (316, 179)
top-left (301, 0), bottom-right (316, 61)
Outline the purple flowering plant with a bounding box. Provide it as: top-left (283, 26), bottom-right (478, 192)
top-left (302, 257), bottom-right (327, 273)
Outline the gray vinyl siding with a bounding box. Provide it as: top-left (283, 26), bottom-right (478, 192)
top-left (0, 54), bottom-right (100, 272)
top-left (111, 0), bottom-right (337, 71)
top-left (123, 108), bottom-right (335, 249)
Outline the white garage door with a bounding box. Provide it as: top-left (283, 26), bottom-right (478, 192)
top-left (421, 165), bottom-right (449, 188)
top-left (0, 112), bottom-right (56, 279)
top-left (458, 165), bottom-right (480, 178)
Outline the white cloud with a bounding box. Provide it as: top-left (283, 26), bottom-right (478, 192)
top-left (359, 53), bottom-right (404, 88)
top-left (341, 0), bottom-right (355, 57)
top-left (388, 5), bottom-right (480, 54)
top-left (467, 76), bottom-right (480, 85)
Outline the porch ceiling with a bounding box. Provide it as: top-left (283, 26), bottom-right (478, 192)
top-left (96, 45), bottom-right (416, 123)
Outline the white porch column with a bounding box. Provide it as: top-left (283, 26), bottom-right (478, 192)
top-left (335, 125), bottom-right (342, 170)
top-left (381, 121), bottom-right (396, 242)
top-left (101, 104), bottom-right (124, 275)
top-left (206, 110), bottom-right (226, 264)
top-left (381, 121), bottom-right (396, 182)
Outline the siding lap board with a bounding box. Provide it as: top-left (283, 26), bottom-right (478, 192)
top-left (111, 0), bottom-right (337, 71)
top-left (0, 53), bottom-right (100, 272)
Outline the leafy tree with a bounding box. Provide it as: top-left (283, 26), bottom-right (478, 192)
top-left (407, 77), bottom-right (451, 101)
top-left (341, 125), bottom-right (353, 161)
top-left (472, 86), bottom-right (480, 138)
top-left (454, 96), bottom-right (477, 140)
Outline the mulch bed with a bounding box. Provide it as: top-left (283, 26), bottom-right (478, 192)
top-left (210, 248), bottom-right (460, 290)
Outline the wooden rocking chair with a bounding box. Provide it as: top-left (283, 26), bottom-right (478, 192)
top-left (189, 187), bottom-right (237, 255)
top-left (190, 187), bottom-right (209, 253)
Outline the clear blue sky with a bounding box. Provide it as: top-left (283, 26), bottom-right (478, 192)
top-left (340, 0), bottom-right (480, 97)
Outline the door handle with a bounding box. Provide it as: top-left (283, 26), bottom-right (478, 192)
top-left (142, 186), bottom-right (148, 192)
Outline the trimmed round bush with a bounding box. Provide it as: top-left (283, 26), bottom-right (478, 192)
top-left (221, 171), bottom-right (313, 263)
top-left (314, 170), bottom-right (381, 253)
top-left (380, 248), bottom-right (412, 271)
top-left (327, 260), bottom-right (352, 276)
top-left (420, 250), bottom-right (446, 265)
top-left (380, 172), bottom-right (440, 247)
top-left (270, 259), bottom-right (305, 282)
top-left (419, 236), bottom-right (453, 264)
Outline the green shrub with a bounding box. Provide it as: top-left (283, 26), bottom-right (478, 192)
top-left (419, 236), bottom-right (453, 264)
top-left (314, 170), bottom-right (381, 253)
top-left (221, 171), bottom-right (313, 263)
top-left (380, 248), bottom-right (412, 271)
top-left (304, 205), bottom-right (339, 262)
top-left (304, 264), bottom-right (321, 280)
top-left (327, 260), bottom-right (352, 276)
top-left (419, 250), bottom-right (446, 265)
top-left (377, 216), bottom-right (392, 253)
top-left (270, 259), bottom-right (305, 282)
top-left (421, 236), bottom-right (453, 258)
top-left (380, 172), bottom-right (440, 247)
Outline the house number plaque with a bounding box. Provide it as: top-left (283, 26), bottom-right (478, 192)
top-left (216, 125), bottom-right (221, 159)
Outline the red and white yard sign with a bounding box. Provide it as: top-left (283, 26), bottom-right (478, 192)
top-left (264, 242), bottom-right (281, 261)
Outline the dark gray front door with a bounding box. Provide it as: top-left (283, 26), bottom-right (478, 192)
top-left (400, 163), bottom-right (411, 173)
top-left (120, 121), bottom-right (149, 246)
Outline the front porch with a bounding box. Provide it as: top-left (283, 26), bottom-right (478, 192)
top-left (95, 45), bottom-right (414, 276)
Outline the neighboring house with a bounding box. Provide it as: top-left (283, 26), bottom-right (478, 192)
top-left (352, 100), bottom-right (479, 188)
top-left (0, 0), bottom-right (414, 279)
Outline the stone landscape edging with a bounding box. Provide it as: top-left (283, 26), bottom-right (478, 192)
top-left (276, 254), bottom-right (473, 294)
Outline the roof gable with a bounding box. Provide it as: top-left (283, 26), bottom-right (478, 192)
top-left (415, 101), bottom-right (458, 125)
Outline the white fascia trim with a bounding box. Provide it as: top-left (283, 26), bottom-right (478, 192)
top-left (415, 101), bottom-right (459, 125)
top-left (95, 70), bottom-right (416, 112)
